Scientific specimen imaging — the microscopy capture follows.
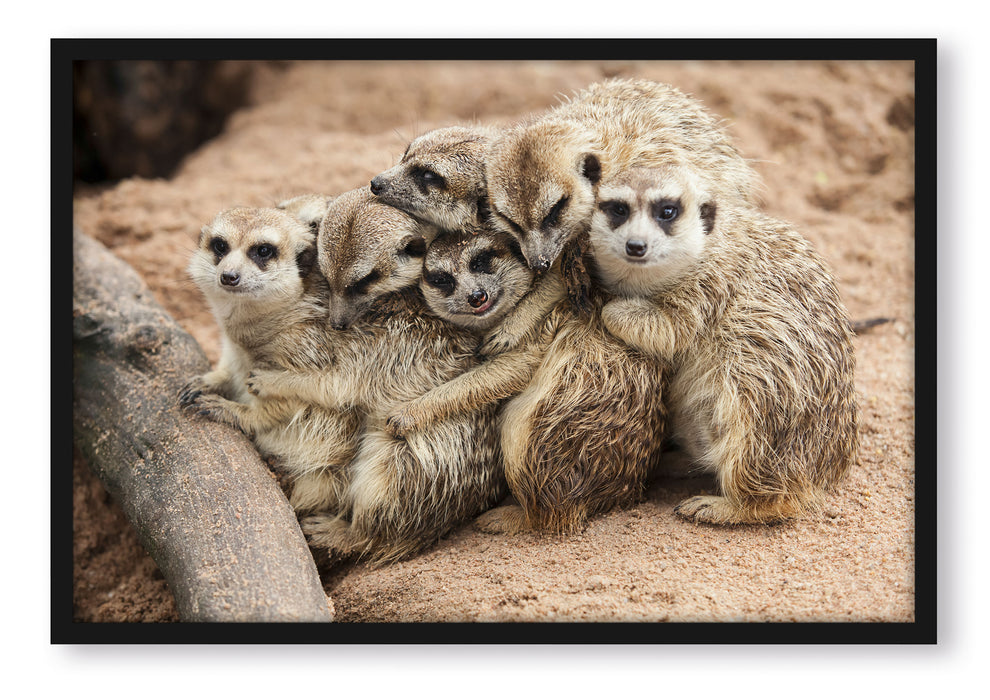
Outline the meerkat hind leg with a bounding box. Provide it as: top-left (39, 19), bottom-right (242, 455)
top-left (301, 513), bottom-right (367, 557)
top-left (474, 505), bottom-right (531, 534)
top-left (674, 493), bottom-right (803, 525)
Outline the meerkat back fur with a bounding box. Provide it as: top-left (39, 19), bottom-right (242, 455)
top-left (181, 199), bottom-right (365, 515)
top-left (486, 78), bottom-right (760, 273)
top-left (245, 188), bottom-right (506, 564)
top-left (370, 124), bottom-right (499, 231)
top-left (591, 165), bottom-right (859, 525)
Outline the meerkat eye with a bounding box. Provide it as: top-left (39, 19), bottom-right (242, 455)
top-left (424, 271), bottom-right (456, 295)
top-left (599, 200), bottom-right (630, 227)
top-left (210, 237), bottom-right (229, 257)
top-left (254, 244), bottom-right (276, 259)
top-left (347, 270), bottom-right (381, 296)
top-left (653, 201), bottom-right (679, 223)
top-left (414, 168), bottom-right (446, 190)
top-left (469, 249), bottom-right (497, 274)
top-left (541, 196), bottom-right (569, 231)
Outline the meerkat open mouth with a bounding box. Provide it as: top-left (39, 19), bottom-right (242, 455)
top-left (470, 294), bottom-right (497, 315)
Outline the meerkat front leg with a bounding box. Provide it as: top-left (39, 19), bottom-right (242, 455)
top-left (602, 297), bottom-right (685, 359)
top-left (184, 393), bottom-right (258, 434)
top-left (385, 344), bottom-right (543, 437)
top-left (246, 366), bottom-right (358, 412)
top-left (478, 272), bottom-right (565, 356)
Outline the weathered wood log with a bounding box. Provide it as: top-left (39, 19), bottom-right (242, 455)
top-left (72, 230), bottom-right (332, 622)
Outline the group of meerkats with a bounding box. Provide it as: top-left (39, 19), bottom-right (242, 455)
top-left (180, 78), bottom-right (860, 566)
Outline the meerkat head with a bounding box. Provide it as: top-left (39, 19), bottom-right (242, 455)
top-left (420, 226), bottom-right (534, 332)
top-left (188, 207), bottom-right (317, 310)
top-left (589, 166), bottom-right (717, 296)
top-left (370, 125), bottom-right (493, 231)
top-left (486, 120), bottom-right (602, 273)
top-left (317, 187), bottom-right (437, 330)
top-left (277, 193), bottom-right (333, 232)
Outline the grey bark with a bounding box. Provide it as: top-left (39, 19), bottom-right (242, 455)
top-left (72, 230), bottom-right (332, 622)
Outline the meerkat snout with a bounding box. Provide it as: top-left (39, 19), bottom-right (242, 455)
top-left (467, 289), bottom-right (489, 309)
top-left (220, 270), bottom-right (241, 286)
top-left (369, 175), bottom-right (385, 196)
top-left (625, 240), bottom-right (648, 258)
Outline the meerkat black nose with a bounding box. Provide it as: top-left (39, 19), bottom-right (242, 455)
top-left (330, 320), bottom-right (349, 331)
top-left (534, 256), bottom-right (552, 272)
top-left (369, 176), bottom-right (384, 195)
top-left (220, 271), bottom-right (240, 286)
top-left (625, 240), bottom-right (648, 257)
top-left (468, 290), bottom-right (489, 308)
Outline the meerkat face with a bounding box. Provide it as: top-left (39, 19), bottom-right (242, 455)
top-left (589, 167), bottom-right (717, 295)
top-left (188, 207), bottom-right (316, 307)
top-left (317, 188), bottom-right (437, 330)
top-left (420, 227), bottom-right (533, 332)
top-left (486, 121), bottom-right (601, 272)
top-left (370, 126), bottom-right (491, 231)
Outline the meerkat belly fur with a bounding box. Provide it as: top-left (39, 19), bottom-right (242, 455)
top-left (591, 165), bottom-right (859, 525)
top-left (181, 197), bottom-right (365, 515)
top-left (245, 188), bottom-right (506, 565)
top-left (485, 78), bottom-right (761, 273)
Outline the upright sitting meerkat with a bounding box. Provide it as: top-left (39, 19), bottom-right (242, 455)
top-left (485, 78), bottom-right (760, 273)
top-left (244, 188), bottom-right (506, 565)
top-left (590, 165), bottom-right (859, 525)
top-left (180, 197), bottom-right (365, 514)
top-left (370, 124), bottom-right (498, 231)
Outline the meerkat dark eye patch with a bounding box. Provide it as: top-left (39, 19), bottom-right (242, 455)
top-left (424, 270), bottom-right (456, 296)
top-left (652, 199), bottom-right (681, 231)
top-left (541, 196), bottom-right (569, 232)
top-left (469, 249), bottom-right (497, 274)
top-left (248, 243), bottom-right (278, 269)
top-left (494, 211), bottom-right (526, 238)
top-left (505, 238), bottom-right (527, 267)
top-left (210, 237), bottom-right (230, 262)
top-left (347, 270), bottom-right (381, 296)
top-left (413, 168), bottom-right (446, 193)
top-left (598, 200), bottom-right (630, 229)
top-left (700, 201), bottom-right (717, 234)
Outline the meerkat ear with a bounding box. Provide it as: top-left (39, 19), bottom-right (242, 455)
top-left (295, 241), bottom-right (318, 278)
top-left (581, 154), bottom-right (601, 185)
top-left (400, 235), bottom-right (428, 258)
top-left (476, 196), bottom-right (491, 222)
top-left (700, 201), bottom-right (717, 234)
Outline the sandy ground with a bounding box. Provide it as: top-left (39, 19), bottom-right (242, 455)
top-left (71, 59), bottom-right (915, 624)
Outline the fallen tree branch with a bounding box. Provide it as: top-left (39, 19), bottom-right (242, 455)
top-left (72, 230), bottom-right (332, 622)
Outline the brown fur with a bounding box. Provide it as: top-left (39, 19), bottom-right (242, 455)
top-left (486, 78), bottom-right (760, 272)
top-left (244, 189), bottom-right (506, 565)
top-left (180, 200), bottom-right (364, 515)
top-left (370, 124), bottom-right (498, 231)
top-left (591, 165), bottom-right (858, 525)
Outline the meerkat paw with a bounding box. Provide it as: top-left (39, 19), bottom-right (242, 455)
top-left (244, 369), bottom-right (281, 399)
top-left (178, 376), bottom-right (209, 407)
top-left (478, 328), bottom-right (523, 357)
top-left (474, 505), bottom-right (530, 534)
top-left (301, 514), bottom-right (365, 556)
top-left (186, 393), bottom-right (243, 430)
top-left (602, 298), bottom-right (675, 357)
top-left (384, 404), bottom-right (420, 438)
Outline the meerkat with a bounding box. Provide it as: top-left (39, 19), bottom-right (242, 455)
top-left (384, 225), bottom-right (564, 437)
top-left (180, 198), bottom-right (367, 515)
top-left (370, 122), bottom-right (579, 355)
top-left (370, 124), bottom-right (498, 232)
top-left (244, 187), bottom-right (507, 565)
top-left (589, 164), bottom-right (859, 525)
top-left (485, 78), bottom-right (760, 274)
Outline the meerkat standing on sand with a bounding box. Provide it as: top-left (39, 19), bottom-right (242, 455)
top-left (485, 78), bottom-right (760, 273)
top-left (244, 188), bottom-right (507, 565)
top-left (180, 197), bottom-right (366, 515)
top-left (590, 164), bottom-right (859, 525)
